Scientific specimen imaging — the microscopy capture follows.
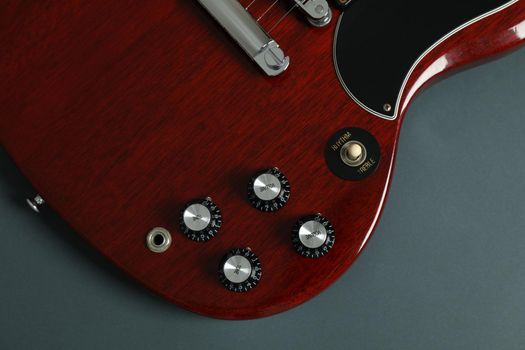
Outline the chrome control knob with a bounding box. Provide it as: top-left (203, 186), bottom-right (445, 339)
top-left (248, 168), bottom-right (290, 212)
top-left (218, 248), bottom-right (262, 292)
top-left (292, 214), bottom-right (335, 258)
top-left (180, 197), bottom-right (222, 242)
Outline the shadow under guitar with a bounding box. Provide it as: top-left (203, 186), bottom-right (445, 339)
top-left (0, 146), bottom-right (202, 320)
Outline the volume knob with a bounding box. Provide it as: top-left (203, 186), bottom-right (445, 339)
top-left (248, 168), bottom-right (290, 212)
top-left (292, 214), bottom-right (335, 258)
top-left (180, 197), bottom-right (222, 242)
top-left (218, 248), bottom-right (262, 292)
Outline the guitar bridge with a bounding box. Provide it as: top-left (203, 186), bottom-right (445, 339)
top-left (198, 0), bottom-right (290, 77)
top-left (198, 0), bottom-right (332, 76)
top-left (293, 0), bottom-right (332, 27)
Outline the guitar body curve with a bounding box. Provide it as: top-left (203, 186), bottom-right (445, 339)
top-left (1, 0), bottom-right (523, 319)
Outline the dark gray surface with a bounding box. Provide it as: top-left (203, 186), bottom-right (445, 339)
top-left (1, 48), bottom-right (524, 350)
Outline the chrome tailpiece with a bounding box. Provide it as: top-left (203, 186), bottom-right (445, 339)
top-left (197, 0), bottom-right (290, 76)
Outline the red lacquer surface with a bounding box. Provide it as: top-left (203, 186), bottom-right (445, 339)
top-left (1, 1), bottom-right (524, 319)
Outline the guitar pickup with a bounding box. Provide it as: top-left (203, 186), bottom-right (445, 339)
top-left (198, 0), bottom-right (289, 77)
top-left (293, 0), bottom-right (332, 27)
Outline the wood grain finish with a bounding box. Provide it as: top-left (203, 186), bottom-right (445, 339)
top-left (1, 1), bottom-right (524, 319)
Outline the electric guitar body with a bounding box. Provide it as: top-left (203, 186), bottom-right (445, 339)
top-left (1, 0), bottom-right (524, 319)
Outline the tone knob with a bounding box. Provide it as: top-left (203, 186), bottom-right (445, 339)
top-left (292, 214), bottom-right (335, 258)
top-left (180, 197), bottom-right (222, 242)
top-left (218, 248), bottom-right (262, 292)
top-left (248, 167), bottom-right (290, 212)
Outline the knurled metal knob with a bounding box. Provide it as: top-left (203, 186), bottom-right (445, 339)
top-left (292, 214), bottom-right (335, 258)
top-left (180, 197), bottom-right (222, 242)
top-left (218, 248), bottom-right (262, 292)
top-left (247, 168), bottom-right (290, 212)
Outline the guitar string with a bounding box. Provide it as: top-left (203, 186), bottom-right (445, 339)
top-left (245, 0), bottom-right (257, 10)
top-left (245, 0), bottom-right (298, 33)
top-left (257, 0), bottom-right (280, 22)
top-left (268, 3), bottom-right (297, 33)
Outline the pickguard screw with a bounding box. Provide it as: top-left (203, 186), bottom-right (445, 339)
top-left (383, 103), bottom-right (392, 112)
top-left (26, 194), bottom-right (45, 213)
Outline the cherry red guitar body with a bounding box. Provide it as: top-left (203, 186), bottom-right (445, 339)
top-left (1, 0), bottom-right (524, 319)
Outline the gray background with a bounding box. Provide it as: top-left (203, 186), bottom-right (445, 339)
top-left (1, 48), bottom-right (524, 350)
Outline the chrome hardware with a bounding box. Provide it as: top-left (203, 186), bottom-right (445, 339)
top-left (197, 0), bottom-right (289, 76)
top-left (253, 173), bottom-right (282, 201)
top-left (223, 255), bottom-right (252, 284)
top-left (294, 0), bottom-right (332, 27)
top-left (340, 140), bottom-right (367, 167)
top-left (219, 248), bottom-right (262, 292)
top-left (297, 218), bottom-right (328, 249)
top-left (248, 167), bottom-right (291, 211)
top-left (26, 194), bottom-right (45, 213)
top-left (146, 227), bottom-right (172, 253)
top-left (182, 203), bottom-right (212, 232)
top-left (292, 214), bottom-right (335, 258)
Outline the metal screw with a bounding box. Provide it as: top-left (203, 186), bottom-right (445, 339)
top-left (308, 6), bottom-right (332, 27)
top-left (383, 103), bottom-right (392, 113)
top-left (264, 46), bottom-right (286, 70)
top-left (26, 194), bottom-right (45, 213)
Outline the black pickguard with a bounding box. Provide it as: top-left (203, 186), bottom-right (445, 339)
top-left (334, 0), bottom-right (515, 119)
